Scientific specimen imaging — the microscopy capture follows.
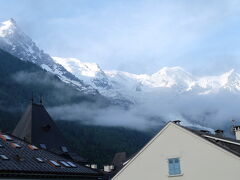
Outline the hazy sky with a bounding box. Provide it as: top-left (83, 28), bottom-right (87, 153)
top-left (1, 0), bottom-right (240, 74)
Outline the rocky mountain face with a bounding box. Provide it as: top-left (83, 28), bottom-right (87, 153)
top-left (0, 19), bottom-right (96, 94)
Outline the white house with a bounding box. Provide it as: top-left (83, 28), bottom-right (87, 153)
top-left (113, 121), bottom-right (240, 180)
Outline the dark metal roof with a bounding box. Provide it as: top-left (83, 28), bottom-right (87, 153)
top-left (181, 125), bottom-right (240, 158)
top-left (0, 133), bottom-right (102, 178)
top-left (12, 102), bottom-right (86, 163)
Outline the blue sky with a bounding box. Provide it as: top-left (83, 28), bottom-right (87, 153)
top-left (1, 0), bottom-right (240, 74)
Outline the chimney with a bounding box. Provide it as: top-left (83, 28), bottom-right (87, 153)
top-left (104, 165), bottom-right (111, 173)
top-left (91, 164), bottom-right (97, 169)
top-left (173, 120), bottom-right (181, 125)
top-left (215, 129), bottom-right (224, 137)
top-left (233, 126), bottom-right (240, 140)
top-left (110, 165), bottom-right (114, 170)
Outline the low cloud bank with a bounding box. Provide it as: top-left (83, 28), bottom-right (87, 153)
top-left (48, 89), bottom-right (240, 132)
top-left (11, 71), bottom-right (240, 132)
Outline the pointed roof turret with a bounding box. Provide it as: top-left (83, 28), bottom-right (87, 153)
top-left (12, 102), bottom-right (86, 163)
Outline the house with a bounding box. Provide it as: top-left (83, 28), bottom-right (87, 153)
top-left (0, 132), bottom-right (102, 179)
top-left (113, 121), bottom-right (240, 180)
top-left (12, 101), bottom-right (86, 164)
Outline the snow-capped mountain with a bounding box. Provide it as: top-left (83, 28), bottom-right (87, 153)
top-left (0, 19), bottom-right (96, 94)
top-left (4, 18), bottom-right (239, 103)
top-left (2, 18), bottom-right (240, 130)
top-left (52, 56), bottom-right (240, 101)
top-left (50, 57), bottom-right (240, 129)
top-left (52, 57), bottom-right (111, 89)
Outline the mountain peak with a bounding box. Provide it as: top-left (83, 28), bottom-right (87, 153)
top-left (225, 68), bottom-right (235, 75)
top-left (52, 56), bottom-right (105, 78)
top-left (0, 18), bottom-right (18, 37)
top-left (155, 66), bottom-right (186, 75)
top-left (153, 66), bottom-right (193, 78)
top-left (221, 69), bottom-right (238, 79)
top-left (8, 18), bottom-right (17, 25)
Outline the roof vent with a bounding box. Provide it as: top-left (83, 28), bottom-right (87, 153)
top-left (233, 126), bottom-right (240, 140)
top-left (172, 120), bottom-right (181, 125)
top-left (215, 129), bottom-right (224, 137)
top-left (200, 130), bottom-right (210, 134)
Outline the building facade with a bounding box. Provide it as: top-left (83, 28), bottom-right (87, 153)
top-left (113, 122), bottom-right (240, 180)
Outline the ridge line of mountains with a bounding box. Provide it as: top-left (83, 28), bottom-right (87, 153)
top-left (1, 18), bottom-right (240, 130)
top-left (1, 19), bottom-right (240, 104)
top-left (0, 18), bottom-right (239, 166)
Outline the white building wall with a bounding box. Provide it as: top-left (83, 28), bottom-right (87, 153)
top-left (113, 123), bottom-right (240, 180)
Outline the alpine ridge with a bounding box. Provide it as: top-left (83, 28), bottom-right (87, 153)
top-left (0, 19), bottom-right (96, 94)
top-left (52, 56), bottom-right (240, 101)
top-left (1, 19), bottom-right (239, 131)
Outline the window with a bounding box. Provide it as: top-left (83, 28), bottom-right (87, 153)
top-left (60, 161), bottom-right (71, 167)
top-left (11, 143), bottom-right (21, 148)
top-left (35, 157), bottom-right (44, 163)
top-left (67, 161), bottom-right (77, 168)
top-left (168, 158), bottom-right (181, 176)
top-left (28, 145), bottom-right (38, 150)
top-left (0, 154), bottom-right (9, 160)
top-left (61, 146), bottom-right (68, 153)
top-left (40, 144), bottom-right (47, 149)
top-left (49, 160), bottom-right (61, 167)
top-left (0, 134), bottom-right (12, 141)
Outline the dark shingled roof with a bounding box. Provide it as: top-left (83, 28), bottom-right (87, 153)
top-left (0, 133), bottom-right (102, 179)
top-left (12, 102), bottom-right (86, 163)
